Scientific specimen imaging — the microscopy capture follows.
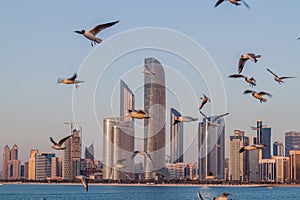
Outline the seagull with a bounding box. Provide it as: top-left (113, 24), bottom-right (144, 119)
top-left (238, 53), bottom-right (261, 74)
top-left (229, 74), bottom-right (256, 87)
top-left (267, 68), bottom-right (296, 84)
top-left (199, 111), bottom-right (229, 126)
top-left (143, 65), bottom-right (155, 75)
top-left (214, 0), bottom-right (250, 9)
top-left (74, 20), bottom-right (119, 47)
top-left (199, 94), bottom-right (211, 110)
top-left (213, 193), bottom-right (232, 200)
top-left (57, 73), bottom-right (84, 89)
top-left (128, 109), bottom-right (150, 119)
top-left (131, 151), bottom-right (154, 166)
top-left (250, 126), bottom-right (259, 130)
top-left (243, 90), bottom-right (272, 103)
top-left (50, 135), bottom-right (72, 150)
top-left (173, 116), bottom-right (198, 125)
top-left (76, 175), bottom-right (89, 191)
top-left (239, 144), bottom-right (267, 153)
top-left (198, 192), bottom-right (204, 200)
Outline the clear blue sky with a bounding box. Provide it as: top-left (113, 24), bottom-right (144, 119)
top-left (1, 1), bottom-right (300, 165)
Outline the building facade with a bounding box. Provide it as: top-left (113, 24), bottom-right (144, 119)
top-left (285, 132), bottom-right (300, 157)
top-left (1, 145), bottom-right (10, 180)
top-left (273, 141), bottom-right (284, 157)
top-left (120, 79), bottom-right (135, 117)
top-left (36, 153), bottom-right (55, 180)
top-left (198, 116), bottom-right (225, 180)
top-left (28, 149), bottom-right (38, 180)
top-left (228, 130), bottom-right (249, 182)
top-left (170, 108), bottom-right (183, 163)
top-left (290, 150), bottom-right (300, 183)
top-left (143, 57), bottom-right (166, 180)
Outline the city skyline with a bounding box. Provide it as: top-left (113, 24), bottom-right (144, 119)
top-left (1, 1), bottom-right (300, 167)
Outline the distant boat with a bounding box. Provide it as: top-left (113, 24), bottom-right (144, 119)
top-left (0, 183), bottom-right (3, 186)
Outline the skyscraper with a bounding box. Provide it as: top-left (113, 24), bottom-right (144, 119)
top-left (285, 131), bottom-right (300, 157)
top-left (228, 130), bottom-right (249, 181)
top-left (10, 144), bottom-right (18, 160)
top-left (63, 129), bottom-right (82, 180)
top-left (28, 149), bottom-right (38, 180)
top-left (36, 153), bottom-right (55, 180)
top-left (143, 57), bottom-right (166, 180)
top-left (85, 143), bottom-right (94, 161)
top-left (198, 116), bottom-right (225, 180)
top-left (170, 108), bottom-right (183, 163)
top-left (120, 79), bottom-right (135, 117)
top-left (289, 150), bottom-right (300, 183)
top-left (256, 119), bottom-right (271, 159)
top-left (273, 141), bottom-right (284, 156)
top-left (103, 117), bottom-right (134, 180)
top-left (1, 145), bottom-right (10, 180)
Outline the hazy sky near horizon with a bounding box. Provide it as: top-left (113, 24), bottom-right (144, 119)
top-left (1, 1), bottom-right (300, 165)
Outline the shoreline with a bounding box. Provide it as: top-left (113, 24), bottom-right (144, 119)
top-left (1, 182), bottom-right (300, 187)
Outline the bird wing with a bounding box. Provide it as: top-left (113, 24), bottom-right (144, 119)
top-left (214, 0), bottom-right (224, 7)
top-left (69, 73), bottom-right (77, 81)
top-left (89, 20), bottom-right (119, 36)
top-left (198, 192), bottom-right (204, 200)
top-left (57, 135), bottom-right (72, 146)
top-left (199, 111), bottom-right (209, 120)
top-left (145, 152), bottom-right (155, 166)
top-left (241, 0), bottom-right (250, 9)
top-left (250, 126), bottom-right (258, 130)
top-left (211, 113), bottom-right (229, 123)
top-left (238, 58), bottom-right (246, 74)
top-left (258, 91), bottom-right (272, 97)
top-left (247, 54), bottom-right (257, 62)
top-left (49, 137), bottom-right (57, 145)
top-left (137, 110), bottom-right (147, 114)
top-left (280, 76), bottom-right (296, 80)
top-left (229, 74), bottom-right (246, 79)
top-left (267, 68), bottom-right (278, 78)
top-left (243, 89), bottom-right (254, 94)
top-left (131, 151), bottom-right (139, 159)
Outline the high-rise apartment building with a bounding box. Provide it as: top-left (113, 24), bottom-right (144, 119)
top-left (143, 57), bottom-right (166, 180)
top-left (229, 130), bottom-right (249, 181)
top-left (1, 145), bottom-right (10, 180)
top-left (85, 143), bottom-right (94, 161)
top-left (36, 153), bottom-right (55, 180)
top-left (63, 129), bottom-right (82, 180)
top-left (290, 150), bottom-right (300, 183)
top-left (256, 119), bottom-right (271, 159)
top-left (170, 108), bottom-right (183, 163)
top-left (120, 79), bottom-right (135, 117)
top-left (28, 149), bottom-right (38, 180)
top-left (198, 116), bottom-right (225, 180)
top-left (285, 132), bottom-right (300, 157)
top-left (273, 141), bottom-right (284, 156)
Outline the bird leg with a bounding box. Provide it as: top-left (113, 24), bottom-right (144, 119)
top-left (91, 42), bottom-right (93, 47)
top-left (75, 84), bottom-right (79, 89)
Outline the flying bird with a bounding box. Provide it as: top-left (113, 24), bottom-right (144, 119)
top-left (57, 73), bottom-right (84, 89)
top-left (74, 20), bottom-right (119, 46)
top-left (250, 126), bottom-right (259, 130)
top-left (238, 53), bottom-right (261, 74)
top-left (173, 116), bottom-right (198, 125)
top-left (239, 144), bottom-right (267, 153)
top-left (214, 0), bottom-right (250, 9)
top-left (50, 135), bottom-right (72, 150)
top-left (229, 74), bottom-right (256, 87)
top-left (131, 151), bottom-right (154, 166)
top-left (267, 68), bottom-right (296, 84)
top-left (213, 193), bottom-right (232, 200)
top-left (128, 109), bottom-right (150, 119)
top-left (199, 94), bottom-right (211, 110)
top-left (243, 90), bottom-right (272, 103)
top-left (199, 111), bottom-right (229, 126)
top-left (76, 175), bottom-right (89, 191)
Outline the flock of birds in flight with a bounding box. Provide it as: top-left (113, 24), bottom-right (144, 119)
top-left (48, 1), bottom-right (299, 199)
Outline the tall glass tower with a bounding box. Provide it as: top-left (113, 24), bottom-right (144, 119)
top-left (143, 57), bottom-right (166, 180)
top-left (285, 131), bottom-right (300, 157)
top-left (198, 116), bottom-right (225, 180)
top-left (120, 79), bottom-right (135, 117)
top-left (170, 108), bottom-right (183, 163)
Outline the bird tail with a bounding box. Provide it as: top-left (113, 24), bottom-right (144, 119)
top-left (255, 55), bottom-right (261, 58)
top-left (261, 99), bottom-right (267, 103)
top-left (239, 147), bottom-right (245, 153)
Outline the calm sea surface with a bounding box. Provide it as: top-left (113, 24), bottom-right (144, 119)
top-left (0, 184), bottom-right (300, 200)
